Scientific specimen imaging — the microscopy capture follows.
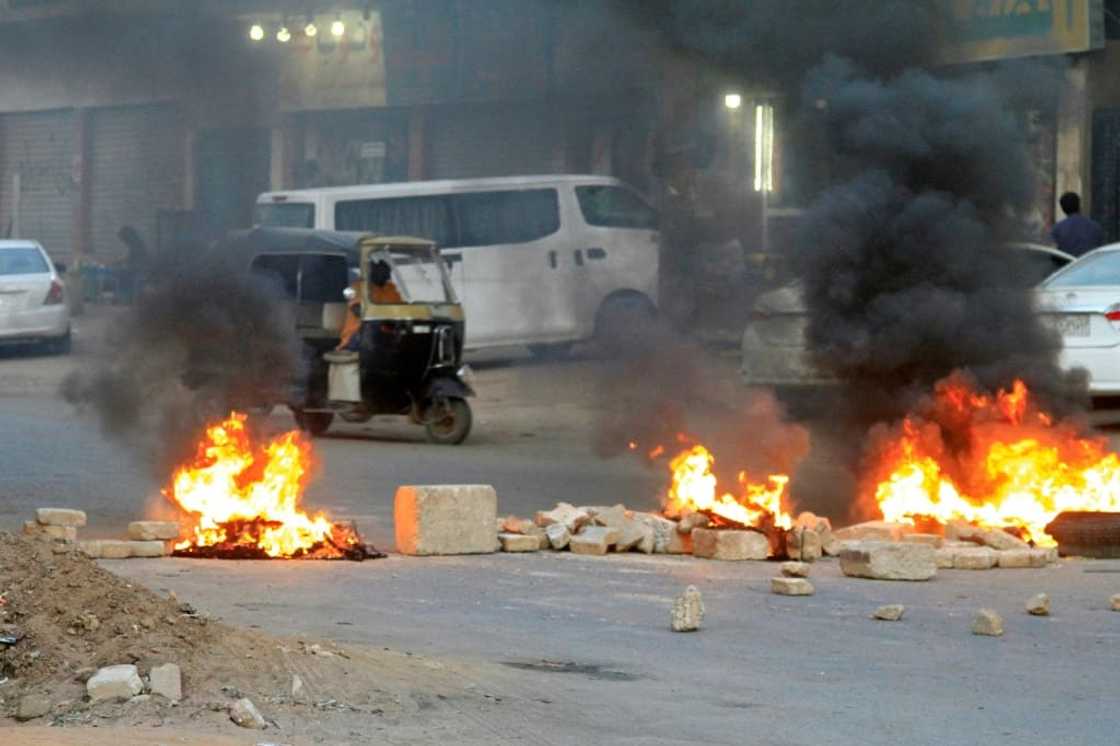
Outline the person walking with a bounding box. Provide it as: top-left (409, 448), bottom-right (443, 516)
top-left (1051, 192), bottom-right (1105, 257)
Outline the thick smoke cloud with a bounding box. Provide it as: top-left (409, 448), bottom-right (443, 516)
top-left (594, 320), bottom-right (809, 493)
top-left (61, 250), bottom-right (303, 475)
top-left (795, 56), bottom-right (1085, 416)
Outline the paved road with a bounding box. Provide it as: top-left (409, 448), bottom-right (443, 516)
top-left (5, 308), bottom-right (1120, 744)
top-left (108, 552), bottom-right (1120, 746)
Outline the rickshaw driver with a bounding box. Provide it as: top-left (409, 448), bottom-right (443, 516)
top-left (336, 259), bottom-right (403, 351)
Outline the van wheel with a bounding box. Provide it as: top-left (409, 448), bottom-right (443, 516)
top-left (294, 410), bottom-right (334, 436)
top-left (425, 398), bottom-right (472, 445)
top-left (594, 294), bottom-right (656, 356)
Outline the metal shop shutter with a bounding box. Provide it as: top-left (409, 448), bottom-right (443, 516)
top-left (90, 105), bottom-right (185, 261)
top-left (0, 109), bottom-right (75, 259)
top-left (429, 105), bottom-right (562, 179)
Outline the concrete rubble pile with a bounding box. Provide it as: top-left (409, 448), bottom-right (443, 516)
top-left (493, 503), bottom-right (842, 562)
top-left (21, 508), bottom-right (184, 560)
top-left (834, 519), bottom-right (1059, 580)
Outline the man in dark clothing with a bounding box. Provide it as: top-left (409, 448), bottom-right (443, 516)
top-left (1051, 192), bottom-right (1105, 257)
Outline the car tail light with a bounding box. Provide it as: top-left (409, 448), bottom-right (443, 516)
top-left (1106, 304), bottom-right (1120, 321)
top-left (43, 279), bottom-right (64, 305)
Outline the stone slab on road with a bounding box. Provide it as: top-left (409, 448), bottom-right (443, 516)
top-left (394, 484), bottom-right (498, 556)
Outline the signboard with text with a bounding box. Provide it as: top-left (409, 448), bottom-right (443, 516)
top-left (938, 0), bottom-right (1105, 64)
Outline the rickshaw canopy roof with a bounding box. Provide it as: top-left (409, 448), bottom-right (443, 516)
top-left (224, 227), bottom-right (437, 267)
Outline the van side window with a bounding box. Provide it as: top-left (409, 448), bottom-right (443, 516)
top-left (335, 196), bottom-right (456, 246)
top-left (575, 186), bottom-right (658, 229)
top-left (451, 189), bottom-right (559, 247)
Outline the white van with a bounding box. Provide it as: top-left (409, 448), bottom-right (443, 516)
top-left (254, 175), bottom-right (660, 352)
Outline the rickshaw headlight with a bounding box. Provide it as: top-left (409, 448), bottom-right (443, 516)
top-left (457, 364), bottom-right (474, 386)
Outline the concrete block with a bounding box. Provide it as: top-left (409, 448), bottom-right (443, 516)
top-left (952, 546), bottom-right (997, 570)
top-left (128, 521), bottom-right (181, 541)
top-left (394, 485), bottom-right (497, 556)
top-left (785, 527), bottom-right (822, 562)
top-left (534, 503), bottom-right (592, 533)
top-left (545, 523), bottom-right (570, 550)
top-left (771, 577), bottom-right (814, 596)
top-left (971, 609), bottom-right (1004, 636)
top-left (79, 540), bottom-right (134, 559)
top-left (692, 528), bottom-right (770, 561)
top-left (229, 697), bottom-right (267, 729)
top-left (667, 529), bottom-right (693, 554)
top-left (997, 549), bottom-right (1042, 569)
top-left (935, 548), bottom-right (955, 569)
top-left (36, 508), bottom-right (87, 527)
top-left (23, 521), bottom-right (76, 542)
top-left (569, 526), bottom-right (619, 556)
top-left (129, 541), bottom-right (168, 558)
top-left (833, 521), bottom-right (907, 543)
top-left (87, 664), bottom-right (144, 702)
top-left (670, 585), bottom-right (703, 632)
top-left (148, 663), bottom-right (182, 701)
top-left (839, 542), bottom-right (936, 581)
top-left (781, 561), bottom-right (811, 577)
top-left (498, 533), bottom-right (540, 552)
top-left (615, 519), bottom-right (655, 553)
top-left (873, 604), bottom-right (906, 621)
top-left (634, 512), bottom-right (677, 553)
top-left (1025, 593), bottom-right (1050, 616)
top-left (946, 520), bottom-right (1029, 550)
top-left (902, 533), bottom-right (944, 547)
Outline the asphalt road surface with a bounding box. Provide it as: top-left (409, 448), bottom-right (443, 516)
top-left (4, 308), bottom-right (1120, 744)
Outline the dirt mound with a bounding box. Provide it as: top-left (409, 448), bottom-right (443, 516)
top-left (0, 533), bottom-right (496, 740)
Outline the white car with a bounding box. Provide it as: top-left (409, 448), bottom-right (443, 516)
top-left (0, 240), bottom-right (71, 353)
top-left (1037, 243), bottom-right (1120, 395)
top-left (742, 243), bottom-right (1074, 387)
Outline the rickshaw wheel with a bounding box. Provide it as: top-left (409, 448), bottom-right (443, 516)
top-left (294, 410), bottom-right (334, 436)
top-left (424, 398), bottom-right (472, 445)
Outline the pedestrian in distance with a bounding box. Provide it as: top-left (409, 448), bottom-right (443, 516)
top-left (1051, 191), bottom-right (1105, 257)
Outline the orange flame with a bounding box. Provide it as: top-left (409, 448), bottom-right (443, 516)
top-left (664, 444), bottom-right (792, 529)
top-left (165, 412), bottom-right (347, 558)
top-left (869, 375), bottom-right (1120, 545)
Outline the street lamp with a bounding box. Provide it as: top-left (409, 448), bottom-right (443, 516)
top-left (331, 17), bottom-right (346, 38)
top-left (249, 23), bottom-right (265, 41)
top-left (724, 93), bottom-right (742, 110)
top-left (276, 25), bottom-right (291, 43)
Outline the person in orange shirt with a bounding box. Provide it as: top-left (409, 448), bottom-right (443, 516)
top-left (336, 260), bottom-right (403, 351)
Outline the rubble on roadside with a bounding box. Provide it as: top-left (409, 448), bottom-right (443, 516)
top-left (770, 577), bottom-right (814, 596)
top-left (670, 586), bottom-right (703, 632)
top-left (971, 608), bottom-right (1005, 636)
top-left (21, 506), bottom-right (185, 560)
top-left (872, 604), bottom-right (906, 621)
top-left (1025, 593), bottom-right (1050, 616)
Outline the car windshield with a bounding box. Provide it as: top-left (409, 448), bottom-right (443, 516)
top-left (0, 247), bottom-right (49, 275)
top-left (1043, 251), bottom-right (1120, 288)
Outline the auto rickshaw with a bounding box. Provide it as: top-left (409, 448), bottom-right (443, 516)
top-left (231, 228), bottom-right (474, 444)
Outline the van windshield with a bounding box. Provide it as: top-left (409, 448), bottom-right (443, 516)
top-left (255, 202), bottom-right (315, 228)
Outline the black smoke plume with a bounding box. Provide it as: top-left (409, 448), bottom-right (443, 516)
top-left (61, 248), bottom-right (303, 475)
top-left (795, 55), bottom-right (1086, 418)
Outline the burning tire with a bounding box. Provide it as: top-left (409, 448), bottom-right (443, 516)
top-left (424, 397), bottom-right (472, 445)
top-left (294, 410), bottom-right (334, 436)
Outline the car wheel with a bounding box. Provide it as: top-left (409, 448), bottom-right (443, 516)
top-left (425, 398), bottom-right (472, 445)
top-left (45, 329), bottom-right (72, 355)
top-left (294, 410), bottom-right (334, 436)
top-left (594, 294), bottom-right (657, 356)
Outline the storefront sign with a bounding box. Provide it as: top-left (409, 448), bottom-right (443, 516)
top-left (938, 0), bottom-right (1104, 64)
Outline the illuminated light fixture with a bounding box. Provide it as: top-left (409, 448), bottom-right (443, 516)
top-left (754, 103), bottom-right (775, 193)
top-left (331, 17), bottom-right (345, 37)
top-left (277, 25), bottom-right (292, 43)
top-left (249, 23), bottom-right (265, 41)
top-left (724, 93), bottom-right (742, 110)
top-left (305, 20), bottom-right (318, 37)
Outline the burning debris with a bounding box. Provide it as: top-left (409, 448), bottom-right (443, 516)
top-left (166, 412), bottom-right (380, 561)
top-left (864, 373), bottom-right (1120, 547)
